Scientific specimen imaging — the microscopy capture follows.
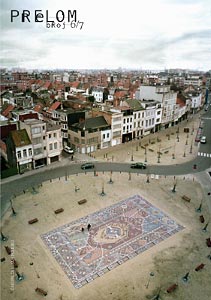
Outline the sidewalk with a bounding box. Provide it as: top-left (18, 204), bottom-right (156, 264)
top-left (93, 113), bottom-right (201, 165)
top-left (0, 112), bottom-right (202, 185)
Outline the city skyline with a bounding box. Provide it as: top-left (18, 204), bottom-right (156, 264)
top-left (1, 0), bottom-right (211, 71)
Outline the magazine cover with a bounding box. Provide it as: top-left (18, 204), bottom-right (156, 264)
top-left (1, 1), bottom-right (211, 300)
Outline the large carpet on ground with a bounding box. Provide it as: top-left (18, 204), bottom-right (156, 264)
top-left (41, 195), bottom-right (184, 288)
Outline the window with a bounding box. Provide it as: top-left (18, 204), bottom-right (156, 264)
top-left (28, 148), bottom-right (32, 156)
top-left (32, 137), bottom-right (41, 144)
top-left (54, 133), bottom-right (57, 138)
top-left (123, 119), bottom-right (126, 124)
top-left (107, 133), bottom-right (109, 138)
top-left (103, 134), bottom-right (105, 139)
top-left (49, 134), bottom-right (52, 139)
top-left (43, 136), bottom-right (45, 140)
top-left (17, 151), bottom-right (21, 159)
top-left (54, 142), bottom-right (57, 149)
top-left (49, 144), bottom-right (53, 150)
top-left (34, 148), bottom-right (42, 155)
top-left (32, 127), bottom-right (41, 134)
top-left (23, 149), bottom-right (27, 157)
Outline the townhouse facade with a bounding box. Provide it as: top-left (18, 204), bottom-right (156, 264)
top-left (91, 87), bottom-right (104, 103)
top-left (46, 124), bottom-right (63, 164)
top-left (19, 119), bottom-right (63, 168)
top-left (20, 119), bottom-right (47, 168)
top-left (68, 116), bottom-right (110, 153)
top-left (6, 129), bottom-right (33, 173)
top-left (136, 85), bottom-right (177, 128)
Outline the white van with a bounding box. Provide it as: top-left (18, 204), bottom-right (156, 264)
top-left (200, 136), bottom-right (206, 144)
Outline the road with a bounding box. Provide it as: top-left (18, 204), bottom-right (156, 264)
top-left (1, 106), bottom-right (211, 217)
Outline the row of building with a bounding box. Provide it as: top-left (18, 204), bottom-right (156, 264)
top-left (1, 67), bottom-right (210, 175)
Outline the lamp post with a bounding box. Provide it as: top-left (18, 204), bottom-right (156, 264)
top-left (196, 201), bottom-right (202, 213)
top-left (172, 180), bottom-right (177, 193)
top-left (183, 146), bottom-right (186, 157)
top-left (131, 148), bottom-right (134, 161)
top-left (108, 171), bottom-right (113, 184)
top-left (182, 272), bottom-right (190, 282)
top-left (145, 146), bottom-right (147, 163)
top-left (145, 272), bottom-right (154, 289)
top-left (100, 182), bottom-right (106, 196)
top-left (1, 231), bottom-right (8, 241)
top-left (157, 144), bottom-right (161, 163)
top-left (190, 140), bottom-right (193, 154)
top-left (172, 142), bottom-right (176, 159)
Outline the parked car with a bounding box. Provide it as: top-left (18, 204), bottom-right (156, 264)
top-left (130, 162), bottom-right (147, 169)
top-left (200, 136), bottom-right (206, 144)
top-left (81, 162), bottom-right (95, 170)
top-left (64, 146), bottom-right (74, 154)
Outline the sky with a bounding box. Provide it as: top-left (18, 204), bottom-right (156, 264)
top-left (0, 0), bottom-right (211, 71)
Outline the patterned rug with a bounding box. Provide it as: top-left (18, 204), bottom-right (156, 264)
top-left (41, 195), bottom-right (184, 288)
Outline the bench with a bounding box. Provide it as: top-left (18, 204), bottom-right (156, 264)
top-left (206, 238), bottom-right (211, 247)
top-left (182, 195), bottom-right (191, 202)
top-left (195, 263), bottom-right (205, 271)
top-left (54, 208), bottom-right (64, 214)
top-left (28, 218), bottom-right (38, 224)
top-left (35, 287), bottom-right (47, 296)
top-left (78, 199), bottom-right (87, 205)
top-left (199, 215), bottom-right (205, 223)
top-left (167, 284), bottom-right (178, 293)
top-left (5, 246), bottom-right (11, 255)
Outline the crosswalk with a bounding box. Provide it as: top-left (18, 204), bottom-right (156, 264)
top-left (198, 152), bottom-right (211, 157)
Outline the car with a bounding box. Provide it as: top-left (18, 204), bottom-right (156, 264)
top-left (200, 136), bottom-right (206, 144)
top-left (63, 146), bottom-right (74, 154)
top-left (130, 162), bottom-right (147, 169)
top-left (81, 162), bottom-right (95, 170)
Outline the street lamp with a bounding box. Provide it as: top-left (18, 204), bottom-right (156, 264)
top-left (190, 140), bottom-right (193, 154)
top-left (172, 180), bottom-right (177, 193)
top-left (145, 146), bottom-right (147, 163)
top-left (100, 182), bottom-right (106, 196)
top-left (145, 272), bottom-right (154, 289)
top-left (131, 148), bottom-right (134, 161)
top-left (157, 144), bottom-right (161, 163)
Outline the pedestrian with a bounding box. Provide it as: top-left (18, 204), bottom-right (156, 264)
top-left (87, 224), bottom-right (91, 231)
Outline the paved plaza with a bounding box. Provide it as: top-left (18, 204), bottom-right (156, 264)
top-left (41, 194), bottom-right (184, 288)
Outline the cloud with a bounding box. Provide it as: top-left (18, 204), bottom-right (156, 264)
top-left (0, 0), bottom-right (211, 70)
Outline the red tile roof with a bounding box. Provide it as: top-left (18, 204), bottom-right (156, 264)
top-left (47, 101), bottom-right (61, 112)
top-left (2, 104), bottom-right (15, 117)
top-left (33, 103), bottom-right (43, 112)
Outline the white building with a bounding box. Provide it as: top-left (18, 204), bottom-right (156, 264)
top-left (137, 85), bottom-right (177, 128)
top-left (20, 119), bottom-right (47, 168)
top-left (101, 128), bottom-right (112, 149)
top-left (46, 124), bottom-right (63, 164)
top-left (92, 87), bottom-right (104, 103)
top-left (7, 129), bottom-right (33, 173)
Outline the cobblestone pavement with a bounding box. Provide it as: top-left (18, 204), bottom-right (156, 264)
top-left (93, 114), bottom-right (202, 165)
top-left (41, 194), bottom-right (184, 288)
